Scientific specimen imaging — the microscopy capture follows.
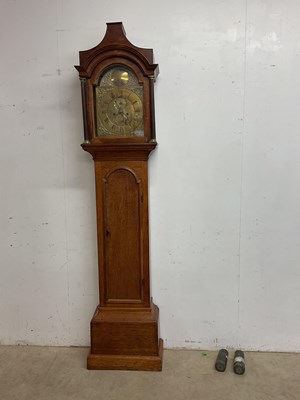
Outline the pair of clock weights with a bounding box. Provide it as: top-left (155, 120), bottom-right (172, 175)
top-left (215, 350), bottom-right (246, 375)
top-left (75, 22), bottom-right (163, 371)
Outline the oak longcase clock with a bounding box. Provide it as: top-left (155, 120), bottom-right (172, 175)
top-left (75, 22), bottom-right (163, 371)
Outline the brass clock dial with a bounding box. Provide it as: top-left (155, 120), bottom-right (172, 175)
top-left (95, 67), bottom-right (144, 137)
top-left (98, 88), bottom-right (143, 136)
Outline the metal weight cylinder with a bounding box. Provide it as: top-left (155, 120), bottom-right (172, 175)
top-left (233, 350), bottom-right (245, 375)
top-left (215, 349), bottom-right (228, 372)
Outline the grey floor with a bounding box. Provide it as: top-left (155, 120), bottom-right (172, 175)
top-left (0, 346), bottom-right (299, 400)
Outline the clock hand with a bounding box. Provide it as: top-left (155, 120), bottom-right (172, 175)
top-left (121, 111), bottom-right (128, 120)
top-left (113, 101), bottom-right (120, 112)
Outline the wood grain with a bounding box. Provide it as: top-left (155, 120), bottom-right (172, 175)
top-left (95, 161), bottom-right (150, 308)
top-left (87, 339), bottom-right (163, 371)
top-left (104, 167), bottom-right (141, 302)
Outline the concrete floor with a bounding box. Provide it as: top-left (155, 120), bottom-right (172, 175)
top-left (0, 346), bottom-right (299, 400)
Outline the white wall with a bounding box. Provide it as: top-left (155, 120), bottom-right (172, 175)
top-left (1, 0), bottom-right (300, 351)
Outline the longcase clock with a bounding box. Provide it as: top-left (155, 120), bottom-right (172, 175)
top-left (75, 22), bottom-right (163, 371)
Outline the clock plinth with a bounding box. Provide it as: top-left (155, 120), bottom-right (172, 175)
top-left (87, 302), bottom-right (163, 371)
top-left (75, 22), bottom-right (162, 371)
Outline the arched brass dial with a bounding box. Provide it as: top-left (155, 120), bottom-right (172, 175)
top-left (95, 67), bottom-right (144, 137)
